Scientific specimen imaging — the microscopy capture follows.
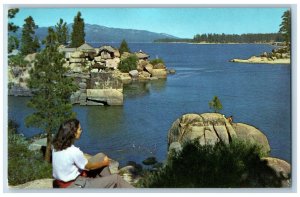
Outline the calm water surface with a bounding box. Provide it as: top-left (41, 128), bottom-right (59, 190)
top-left (8, 43), bottom-right (291, 166)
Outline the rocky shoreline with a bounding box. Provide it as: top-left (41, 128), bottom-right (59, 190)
top-left (8, 43), bottom-right (175, 106)
top-left (230, 57), bottom-right (290, 64)
top-left (230, 46), bottom-right (290, 65)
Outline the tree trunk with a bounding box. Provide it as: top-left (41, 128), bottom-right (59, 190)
top-left (45, 129), bottom-right (52, 163)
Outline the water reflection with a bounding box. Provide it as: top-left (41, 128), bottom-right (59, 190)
top-left (85, 106), bottom-right (125, 138)
top-left (124, 79), bottom-right (167, 99)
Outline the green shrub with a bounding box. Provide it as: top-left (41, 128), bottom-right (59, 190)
top-left (119, 39), bottom-right (131, 54)
top-left (209, 96), bottom-right (223, 113)
top-left (8, 119), bottom-right (52, 186)
top-left (118, 54), bottom-right (138, 73)
top-left (138, 140), bottom-right (281, 188)
top-left (149, 58), bottom-right (165, 65)
top-left (8, 54), bottom-right (29, 67)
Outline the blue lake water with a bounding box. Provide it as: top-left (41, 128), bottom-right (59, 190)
top-left (8, 43), bottom-right (291, 166)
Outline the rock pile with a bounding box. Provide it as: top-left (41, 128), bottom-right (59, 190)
top-left (230, 46), bottom-right (290, 64)
top-left (8, 44), bottom-right (173, 106)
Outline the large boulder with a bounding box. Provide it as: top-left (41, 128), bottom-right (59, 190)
top-left (105, 58), bottom-right (120, 69)
top-left (71, 51), bottom-right (84, 58)
top-left (114, 50), bottom-right (121, 58)
top-left (168, 113), bottom-right (270, 155)
top-left (129, 70), bottom-right (139, 78)
top-left (94, 56), bottom-right (102, 62)
top-left (137, 60), bottom-right (148, 72)
top-left (261, 157), bottom-right (291, 187)
top-left (100, 51), bottom-right (112, 59)
top-left (151, 69), bottom-right (167, 78)
top-left (144, 64), bottom-right (154, 74)
top-left (139, 71), bottom-right (151, 80)
top-left (168, 113), bottom-right (236, 150)
top-left (232, 123), bottom-right (270, 154)
top-left (86, 89), bottom-right (123, 105)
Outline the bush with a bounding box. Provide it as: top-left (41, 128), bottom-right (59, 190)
top-left (209, 96), bottom-right (223, 113)
top-left (118, 55), bottom-right (138, 73)
top-left (119, 39), bottom-right (131, 54)
top-left (8, 54), bottom-right (29, 67)
top-left (149, 58), bottom-right (165, 65)
top-left (8, 120), bottom-right (52, 186)
top-left (138, 140), bottom-right (282, 188)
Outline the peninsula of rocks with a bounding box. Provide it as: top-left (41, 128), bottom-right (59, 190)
top-left (230, 46), bottom-right (290, 64)
top-left (8, 43), bottom-right (174, 106)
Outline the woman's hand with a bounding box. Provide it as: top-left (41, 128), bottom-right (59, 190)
top-left (85, 155), bottom-right (110, 170)
top-left (103, 156), bottom-right (110, 166)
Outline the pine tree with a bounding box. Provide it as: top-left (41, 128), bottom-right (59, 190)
top-left (209, 96), bottom-right (223, 113)
top-left (279, 10), bottom-right (291, 48)
top-left (26, 27), bottom-right (78, 162)
top-left (20, 16), bottom-right (40, 55)
top-left (8, 8), bottom-right (19, 32)
top-left (8, 8), bottom-right (19, 53)
top-left (119, 39), bottom-right (131, 54)
top-left (55, 18), bottom-right (69, 45)
top-left (70, 12), bottom-right (85, 47)
top-left (8, 36), bottom-right (19, 53)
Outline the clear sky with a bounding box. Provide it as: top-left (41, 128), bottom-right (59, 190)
top-left (8, 7), bottom-right (289, 38)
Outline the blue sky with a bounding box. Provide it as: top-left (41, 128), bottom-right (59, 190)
top-left (8, 7), bottom-right (289, 38)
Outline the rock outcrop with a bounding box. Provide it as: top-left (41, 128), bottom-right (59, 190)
top-left (262, 157), bottom-right (291, 187)
top-left (232, 123), bottom-right (270, 154)
top-left (168, 113), bottom-right (237, 149)
top-left (167, 113), bottom-right (291, 187)
top-left (8, 43), bottom-right (173, 105)
top-left (230, 46), bottom-right (290, 64)
top-left (168, 113), bottom-right (270, 154)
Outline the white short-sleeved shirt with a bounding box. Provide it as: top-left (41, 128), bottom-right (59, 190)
top-left (52, 145), bottom-right (88, 182)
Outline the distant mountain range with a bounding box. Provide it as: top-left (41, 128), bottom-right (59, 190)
top-left (11, 23), bottom-right (179, 43)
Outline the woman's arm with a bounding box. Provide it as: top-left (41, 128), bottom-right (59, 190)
top-left (84, 155), bottom-right (110, 170)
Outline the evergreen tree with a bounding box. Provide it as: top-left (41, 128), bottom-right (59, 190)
top-left (55, 18), bottom-right (69, 45)
top-left (20, 16), bottom-right (40, 55)
top-left (70, 12), bottom-right (85, 47)
top-left (279, 10), bottom-right (291, 48)
top-left (119, 39), bottom-right (131, 54)
top-left (8, 8), bottom-right (19, 53)
top-left (26, 27), bottom-right (78, 162)
top-left (8, 36), bottom-right (19, 53)
top-left (209, 96), bottom-right (223, 113)
top-left (8, 8), bottom-right (19, 32)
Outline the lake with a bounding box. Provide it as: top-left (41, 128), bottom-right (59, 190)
top-left (7, 43), bottom-right (291, 166)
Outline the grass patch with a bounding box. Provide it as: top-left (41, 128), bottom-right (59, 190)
top-left (8, 119), bottom-right (52, 186)
top-left (149, 58), bottom-right (165, 65)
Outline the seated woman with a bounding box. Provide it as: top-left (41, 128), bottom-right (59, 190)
top-left (52, 118), bottom-right (134, 188)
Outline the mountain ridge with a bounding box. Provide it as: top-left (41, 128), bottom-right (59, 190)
top-left (11, 23), bottom-right (179, 43)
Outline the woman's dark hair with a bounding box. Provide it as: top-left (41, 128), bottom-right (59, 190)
top-left (53, 119), bottom-right (80, 151)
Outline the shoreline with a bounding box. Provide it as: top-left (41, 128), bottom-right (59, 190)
top-left (230, 57), bottom-right (290, 64)
top-left (154, 41), bottom-right (279, 45)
